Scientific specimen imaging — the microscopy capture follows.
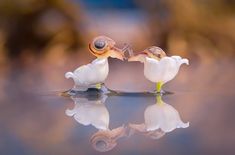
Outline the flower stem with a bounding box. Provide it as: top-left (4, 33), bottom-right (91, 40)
top-left (156, 82), bottom-right (163, 93)
top-left (95, 83), bottom-right (102, 89)
top-left (156, 95), bottom-right (163, 105)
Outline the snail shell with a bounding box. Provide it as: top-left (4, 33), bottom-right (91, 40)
top-left (89, 36), bottom-right (115, 56)
top-left (91, 131), bottom-right (117, 152)
top-left (129, 123), bottom-right (165, 140)
top-left (144, 129), bottom-right (165, 139)
top-left (90, 126), bottom-right (127, 152)
top-left (145, 46), bottom-right (166, 59)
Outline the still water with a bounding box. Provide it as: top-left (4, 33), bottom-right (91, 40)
top-left (0, 58), bottom-right (235, 155)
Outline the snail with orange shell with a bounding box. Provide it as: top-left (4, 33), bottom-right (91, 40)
top-left (65, 36), bottom-right (128, 91)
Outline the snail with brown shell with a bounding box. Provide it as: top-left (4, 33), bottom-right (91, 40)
top-left (65, 36), bottom-right (129, 91)
top-left (128, 46), bottom-right (189, 93)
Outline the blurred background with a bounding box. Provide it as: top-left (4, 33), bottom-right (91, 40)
top-left (0, 0), bottom-right (235, 155)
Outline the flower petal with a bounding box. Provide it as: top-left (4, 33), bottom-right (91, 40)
top-left (181, 58), bottom-right (189, 65)
top-left (144, 101), bottom-right (189, 133)
top-left (66, 96), bottom-right (109, 130)
top-left (144, 56), bottom-right (189, 83)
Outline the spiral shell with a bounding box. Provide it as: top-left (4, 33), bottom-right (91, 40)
top-left (129, 123), bottom-right (165, 140)
top-left (144, 129), bottom-right (165, 139)
top-left (144, 46), bottom-right (166, 59)
top-left (90, 126), bottom-right (126, 152)
top-left (89, 36), bottom-right (115, 56)
top-left (91, 131), bottom-right (117, 152)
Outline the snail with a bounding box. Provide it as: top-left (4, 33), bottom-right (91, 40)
top-left (128, 46), bottom-right (189, 93)
top-left (128, 123), bottom-right (165, 140)
top-left (90, 126), bottom-right (127, 152)
top-left (65, 36), bottom-right (127, 91)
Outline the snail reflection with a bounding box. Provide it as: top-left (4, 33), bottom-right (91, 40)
top-left (64, 89), bottom-right (189, 152)
top-left (129, 95), bottom-right (189, 139)
top-left (65, 89), bottom-right (127, 152)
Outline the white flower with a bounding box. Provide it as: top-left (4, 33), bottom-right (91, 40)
top-left (65, 58), bottom-right (109, 91)
top-left (128, 46), bottom-right (189, 92)
top-left (144, 56), bottom-right (189, 84)
top-left (144, 96), bottom-right (189, 133)
top-left (66, 95), bottom-right (109, 130)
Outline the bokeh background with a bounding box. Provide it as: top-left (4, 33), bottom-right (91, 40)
top-left (0, 0), bottom-right (235, 155)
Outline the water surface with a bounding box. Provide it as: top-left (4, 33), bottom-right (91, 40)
top-left (0, 58), bottom-right (235, 155)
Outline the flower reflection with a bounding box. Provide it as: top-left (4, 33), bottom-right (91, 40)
top-left (65, 89), bottom-right (189, 151)
top-left (66, 94), bottom-right (109, 130)
top-left (129, 95), bottom-right (189, 138)
top-left (65, 90), bottom-right (127, 152)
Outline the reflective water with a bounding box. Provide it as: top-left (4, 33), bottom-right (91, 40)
top-left (63, 88), bottom-right (190, 152)
top-left (1, 58), bottom-right (235, 155)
